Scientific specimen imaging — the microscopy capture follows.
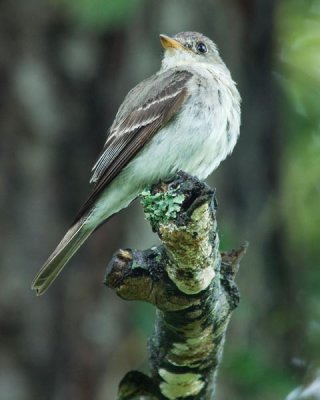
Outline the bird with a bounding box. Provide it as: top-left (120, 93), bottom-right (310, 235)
top-left (32, 31), bottom-right (241, 295)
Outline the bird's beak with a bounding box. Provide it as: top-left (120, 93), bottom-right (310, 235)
top-left (160, 34), bottom-right (185, 51)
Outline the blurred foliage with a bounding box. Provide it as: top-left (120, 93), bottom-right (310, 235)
top-left (53, 0), bottom-right (143, 30)
top-left (277, 0), bottom-right (320, 120)
top-left (277, 0), bottom-right (320, 264)
top-left (276, 0), bottom-right (320, 382)
top-left (133, 302), bottom-right (154, 337)
top-left (227, 346), bottom-right (294, 399)
top-left (281, 137), bottom-right (320, 262)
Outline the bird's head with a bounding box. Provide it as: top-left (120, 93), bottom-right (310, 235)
top-left (160, 31), bottom-right (223, 70)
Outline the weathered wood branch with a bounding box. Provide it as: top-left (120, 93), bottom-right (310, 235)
top-left (105, 172), bottom-right (247, 400)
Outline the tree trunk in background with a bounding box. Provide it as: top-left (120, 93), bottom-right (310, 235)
top-left (232, 0), bottom-right (305, 371)
top-left (0, 0), bottom-right (304, 399)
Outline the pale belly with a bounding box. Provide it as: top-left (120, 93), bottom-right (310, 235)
top-left (127, 89), bottom-right (238, 184)
top-left (88, 75), bottom-right (240, 227)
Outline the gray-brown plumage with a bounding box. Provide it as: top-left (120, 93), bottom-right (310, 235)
top-left (77, 70), bottom-right (192, 220)
top-left (32, 32), bottom-right (241, 295)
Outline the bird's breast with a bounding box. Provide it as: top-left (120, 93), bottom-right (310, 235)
top-left (128, 71), bottom-right (240, 184)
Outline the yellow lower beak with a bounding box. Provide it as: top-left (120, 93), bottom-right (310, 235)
top-left (160, 34), bottom-right (185, 51)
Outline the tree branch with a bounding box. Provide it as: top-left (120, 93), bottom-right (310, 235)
top-left (105, 172), bottom-right (247, 399)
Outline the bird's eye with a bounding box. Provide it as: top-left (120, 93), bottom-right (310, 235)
top-left (196, 42), bottom-right (207, 54)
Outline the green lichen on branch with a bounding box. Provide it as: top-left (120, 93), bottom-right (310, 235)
top-left (140, 185), bottom-right (185, 228)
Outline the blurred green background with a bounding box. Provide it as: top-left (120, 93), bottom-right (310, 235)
top-left (0, 0), bottom-right (319, 399)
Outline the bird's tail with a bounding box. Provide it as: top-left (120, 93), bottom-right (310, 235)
top-left (32, 219), bottom-right (94, 296)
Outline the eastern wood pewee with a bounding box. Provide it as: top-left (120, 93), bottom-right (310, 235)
top-left (32, 32), bottom-right (241, 295)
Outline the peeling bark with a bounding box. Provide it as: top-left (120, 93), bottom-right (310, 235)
top-left (105, 172), bottom-right (247, 399)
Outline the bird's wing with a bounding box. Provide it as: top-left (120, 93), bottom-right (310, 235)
top-left (74, 69), bottom-right (193, 221)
